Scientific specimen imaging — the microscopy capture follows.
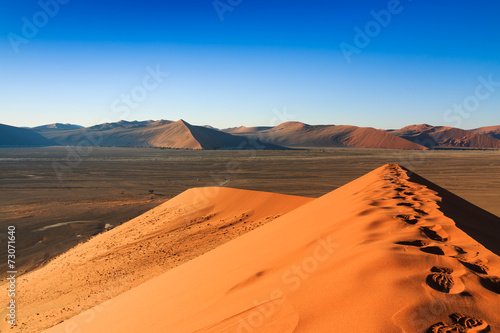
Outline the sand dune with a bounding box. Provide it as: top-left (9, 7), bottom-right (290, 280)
top-left (222, 126), bottom-right (273, 134)
top-left (227, 121), bottom-right (427, 149)
top-left (33, 123), bottom-right (84, 130)
top-left (2, 188), bottom-right (312, 332)
top-left (6, 120), bottom-right (500, 150)
top-left (389, 124), bottom-right (500, 148)
top-left (473, 126), bottom-right (500, 140)
top-left (0, 123), bottom-right (57, 147)
top-left (34, 119), bottom-right (280, 150)
top-left (203, 125), bottom-right (220, 131)
top-left (42, 164), bottom-right (500, 332)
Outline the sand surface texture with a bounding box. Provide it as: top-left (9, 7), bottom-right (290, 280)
top-left (40, 164), bottom-right (500, 332)
top-left (0, 189), bottom-right (312, 332)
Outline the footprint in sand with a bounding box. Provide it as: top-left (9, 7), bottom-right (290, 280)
top-left (421, 245), bottom-right (462, 256)
top-left (426, 272), bottom-right (455, 293)
top-left (368, 200), bottom-right (387, 207)
top-left (421, 246), bottom-right (446, 256)
top-left (395, 239), bottom-right (430, 247)
top-left (480, 276), bottom-right (500, 294)
top-left (450, 313), bottom-right (490, 331)
top-left (427, 322), bottom-right (455, 332)
top-left (426, 267), bottom-right (464, 294)
top-left (431, 267), bottom-right (453, 274)
top-left (397, 214), bottom-right (420, 225)
top-left (421, 225), bottom-right (449, 242)
top-left (457, 258), bottom-right (489, 274)
top-left (414, 208), bottom-right (429, 216)
top-left (427, 313), bottom-right (489, 333)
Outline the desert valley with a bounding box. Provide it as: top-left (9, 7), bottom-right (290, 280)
top-left (2, 1), bottom-right (500, 331)
top-left (0, 126), bottom-right (499, 332)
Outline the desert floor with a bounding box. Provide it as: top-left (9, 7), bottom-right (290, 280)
top-left (0, 147), bottom-right (499, 280)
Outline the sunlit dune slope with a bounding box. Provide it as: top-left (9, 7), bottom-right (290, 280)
top-left (0, 188), bottom-right (312, 332)
top-left (44, 164), bottom-right (500, 332)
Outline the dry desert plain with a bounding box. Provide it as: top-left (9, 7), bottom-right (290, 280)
top-left (0, 147), bottom-right (500, 332)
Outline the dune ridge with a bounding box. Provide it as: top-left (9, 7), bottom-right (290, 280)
top-left (42, 164), bottom-right (500, 332)
top-left (4, 121), bottom-right (500, 149)
top-left (1, 188), bottom-right (312, 332)
top-left (222, 126), bottom-right (273, 134)
top-left (226, 121), bottom-right (427, 149)
top-left (33, 123), bottom-right (84, 130)
top-left (31, 119), bottom-right (280, 150)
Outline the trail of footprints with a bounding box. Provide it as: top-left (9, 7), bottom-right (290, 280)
top-left (384, 165), bottom-right (498, 332)
top-left (428, 313), bottom-right (489, 333)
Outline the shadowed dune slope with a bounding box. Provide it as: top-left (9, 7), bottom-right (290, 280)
top-left (389, 124), bottom-right (500, 148)
top-left (44, 164), bottom-right (500, 333)
top-left (222, 126), bottom-right (273, 134)
top-left (1, 188), bottom-right (312, 332)
top-left (181, 120), bottom-right (281, 149)
top-left (403, 166), bottom-right (500, 256)
top-left (0, 123), bottom-right (58, 146)
top-left (35, 119), bottom-right (281, 149)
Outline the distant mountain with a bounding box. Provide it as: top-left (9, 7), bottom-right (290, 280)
top-left (6, 119), bottom-right (500, 150)
top-left (39, 119), bottom-right (282, 150)
top-left (222, 126), bottom-right (273, 134)
top-left (203, 125), bottom-right (219, 131)
top-left (33, 123), bottom-right (84, 130)
top-left (388, 124), bottom-right (500, 148)
top-left (87, 120), bottom-right (171, 131)
top-left (227, 121), bottom-right (427, 149)
top-left (0, 123), bottom-right (58, 146)
top-left (472, 126), bottom-right (500, 140)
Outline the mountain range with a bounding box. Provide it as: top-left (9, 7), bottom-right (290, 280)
top-left (31, 119), bottom-right (279, 150)
top-left (1, 120), bottom-right (499, 149)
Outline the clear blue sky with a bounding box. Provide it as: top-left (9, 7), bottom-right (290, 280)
top-left (1, 0), bottom-right (499, 129)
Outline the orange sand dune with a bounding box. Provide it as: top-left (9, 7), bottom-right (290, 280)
top-left (222, 125), bottom-right (273, 134)
top-left (473, 125), bottom-right (500, 140)
top-left (34, 119), bottom-right (280, 149)
top-left (0, 188), bottom-right (312, 332)
top-left (229, 122), bottom-right (427, 149)
top-left (44, 164), bottom-right (500, 332)
top-left (389, 124), bottom-right (500, 148)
